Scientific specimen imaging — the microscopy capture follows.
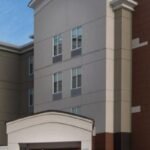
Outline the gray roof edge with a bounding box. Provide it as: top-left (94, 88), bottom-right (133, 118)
top-left (0, 41), bottom-right (34, 54)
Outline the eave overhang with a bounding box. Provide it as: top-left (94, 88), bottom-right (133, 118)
top-left (28, 0), bottom-right (51, 9)
top-left (28, 0), bottom-right (37, 8)
top-left (0, 41), bottom-right (33, 54)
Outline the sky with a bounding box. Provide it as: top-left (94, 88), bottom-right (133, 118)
top-left (0, 0), bottom-right (33, 46)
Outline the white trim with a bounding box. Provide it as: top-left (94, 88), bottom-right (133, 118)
top-left (52, 54), bottom-right (62, 58)
top-left (7, 111), bottom-right (94, 150)
top-left (132, 38), bottom-right (148, 49)
top-left (21, 47), bottom-right (33, 54)
top-left (52, 35), bottom-right (54, 57)
top-left (52, 73), bottom-right (54, 94)
top-left (70, 69), bottom-right (72, 90)
top-left (110, 0), bottom-right (138, 11)
top-left (0, 47), bottom-right (33, 54)
top-left (0, 41), bottom-right (33, 49)
top-left (93, 126), bottom-right (96, 136)
top-left (71, 28), bottom-right (73, 52)
top-left (132, 106), bottom-right (141, 113)
top-left (29, 0), bottom-right (52, 15)
top-left (0, 48), bottom-right (21, 54)
top-left (7, 111), bottom-right (94, 133)
top-left (0, 41), bottom-right (33, 54)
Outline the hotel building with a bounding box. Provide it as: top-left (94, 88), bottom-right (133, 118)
top-left (1, 0), bottom-right (149, 150)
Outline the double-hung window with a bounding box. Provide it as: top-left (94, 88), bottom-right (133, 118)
top-left (28, 55), bottom-right (33, 76)
top-left (72, 67), bottom-right (81, 89)
top-left (71, 67), bottom-right (82, 96)
top-left (53, 34), bottom-right (62, 63)
top-left (71, 26), bottom-right (82, 57)
top-left (53, 72), bottom-right (62, 100)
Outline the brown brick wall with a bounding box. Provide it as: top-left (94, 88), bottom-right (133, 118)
top-left (94, 133), bottom-right (131, 150)
top-left (94, 133), bottom-right (114, 150)
top-left (132, 0), bottom-right (150, 150)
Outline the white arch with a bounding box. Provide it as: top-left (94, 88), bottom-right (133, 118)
top-left (7, 111), bottom-right (94, 150)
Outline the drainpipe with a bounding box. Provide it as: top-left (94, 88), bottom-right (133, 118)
top-left (110, 0), bottom-right (137, 150)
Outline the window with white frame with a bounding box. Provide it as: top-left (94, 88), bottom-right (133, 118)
top-left (71, 106), bottom-right (80, 115)
top-left (53, 34), bottom-right (62, 57)
top-left (72, 67), bottom-right (81, 89)
top-left (53, 72), bottom-right (62, 94)
top-left (72, 26), bottom-right (82, 50)
top-left (28, 55), bottom-right (33, 76)
top-left (28, 88), bottom-right (33, 108)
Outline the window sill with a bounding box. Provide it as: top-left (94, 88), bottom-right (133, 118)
top-left (53, 93), bottom-right (62, 100)
top-left (71, 88), bottom-right (81, 97)
top-left (53, 55), bottom-right (62, 63)
top-left (71, 48), bottom-right (82, 57)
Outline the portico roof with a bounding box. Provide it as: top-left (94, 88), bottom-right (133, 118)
top-left (7, 110), bottom-right (95, 134)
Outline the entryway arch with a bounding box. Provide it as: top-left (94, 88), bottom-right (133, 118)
top-left (7, 111), bottom-right (94, 150)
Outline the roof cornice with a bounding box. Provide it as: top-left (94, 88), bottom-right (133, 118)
top-left (29, 0), bottom-right (52, 14)
top-left (28, 0), bottom-right (39, 8)
top-left (110, 0), bottom-right (138, 11)
top-left (29, 0), bottom-right (51, 8)
top-left (0, 41), bottom-right (34, 54)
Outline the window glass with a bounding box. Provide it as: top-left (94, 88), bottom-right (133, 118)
top-left (28, 88), bottom-right (33, 107)
top-left (72, 67), bottom-right (81, 89)
top-left (72, 68), bottom-right (76, 77)
top-left (58, 72), bottom-right (62, 81)
top-left (58, 36), bottom-right (62, 54)
top-left (28, 55), bottom-right (33, 76)
top-left (53, 34), bottom-right (62, 56)
top-left (53, 72), bottom-right (62, 94)
top-left (72, 76), bottom-right (77, 89)
top-left (77, 75), bottom-right (81, 87)
top-left (72, 26), bottom-right (82, 50)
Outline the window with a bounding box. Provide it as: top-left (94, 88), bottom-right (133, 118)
top-left (52, 34), bottom-right (62, 63)
top-left (28, 55), bottom-right (33, 76)
top-left (71, 67), bottom-right (82, 97)
top-left (72, 67), bottom-right (81, 89)
top-left (71, 26), bottom-right (82, 54)
top-left (28, 88), bottom-right (33, 107)
top-left (53, 72), bottom-right (62, 94)
top-left (28, 88), bottom-right (33, 113)
top-left (71, 106), bottom-right (80, 115)
top-left (53, 34), bottom-right (62, 57)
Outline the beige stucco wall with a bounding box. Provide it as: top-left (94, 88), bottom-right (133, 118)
top-left (0, 146), bottom-right (7, 150)
top-left (32, 0), bottom-right (135, 135)
top-left (34, 0), bottom-right (108, 134)
top-left (0, 50), bottom-right (20, 145)
top-left (20, 51), bottom-right (34, 117)
top-left (0, 45), bottom-right (33, 145)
